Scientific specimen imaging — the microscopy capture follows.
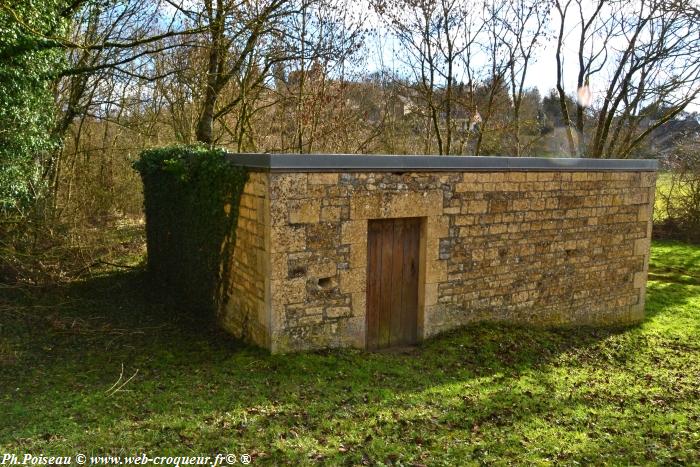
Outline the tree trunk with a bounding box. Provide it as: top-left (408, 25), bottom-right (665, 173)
top-left (196, 88), bottom-right (217, 144)
top-left (196, 0), bottom-right (223, 145)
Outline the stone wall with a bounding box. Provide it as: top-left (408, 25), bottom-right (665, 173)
top-left (264, 170), bottom-right (656, 352)
top-left (268, 173), bottom-right (365, 352)
top-left (219, 171), bottom-right (271, 347)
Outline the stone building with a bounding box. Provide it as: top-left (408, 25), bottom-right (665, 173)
top-left (219, 154), bottom-right (657, 353)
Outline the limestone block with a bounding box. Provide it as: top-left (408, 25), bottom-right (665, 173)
top-left (254, 298), bottom-right (267, 324)
top-left (324, 197), bottom-right (350, 207)
top-left (242, 182), bottom-right (258, 196)
top-left (308, 173), bottom-right (339, 185)
top-left (271, 173), bottom-right (307, 199)
top-left (288, 199), bottom-right (321, 224)
top-left (351, 191), bottom-right (442, 219)
top-left (425, 282), bottom-right (438, 306)
top-left (243, 179), bottom-right (268, 198)
top-left (513, 199), bottom-right (530, 211)
top-left (464, 200), bottom-right (488, 214)
top-left (483, 248), bottom-right (499, 260)
top-left (271, 277), bottom-right (307, 305)
top-left (297, 313), bottom-right (324, 326)
top-left (326, 185), bottom-right (350, 197)
top-left (326, 306), bottom-right (353, 319)
top-left (455, 182), bottom-right (483, 192)
top-left (425, 259), bottom-right (447, 284)
top-left (629, 302), bottom-right (645, 321)
top-left (321, 315), bottom-right (365, 349)
top-left (501, 182), bottom-right (520, 191)
top-left (307, 184), bottom-right (326, 198)
top-left (305, 223), bottom-right (339, 250)
top-left (489, 199), bottom-right (508, 213)
top-left (640, 172), bottom-right (656, 187)
top-left (351, 292), bottom-right (366, 316)
top-left (307, 260), bottom-right (338, 278)
top-left (383, 191), bottom-right (442, 218)
top-left (339, 268), bottom-right (365, 293)
top-left (350, 193), bottom-right (382, 219)
top-left (531, 198), bottom-right (546, 211)
top-left (341, 220), bottom-right (366, 244)
top-left (427, 216), bottom-right (449, 238)
top-left (426, 235), bottom-right (441, 261)
top-left (320, 206), bottom-right (341, 222)
top-left (240, 194), bottom-right (255, 209)
top-left (633, 270), bottom-right (647, 288)
top-left (238, 206), bottom-right (253, 220)
top-left (383, 192), bottom-right (415, 217)
top-left (507, 172), bottom-right (526, 182)
top-left (270, 225), bottom-right (306, 253)
top-left (350, 243), bottom-right (367, 268)
top-left (634, 237), bottom-right (651, 256)
top-left (471, 249), bottom-right (485, 261)
top-left (488, 224), bottom-right (507, 235)
top-left (454, 215), bottom-right (475, 226)
top-left (638, 204), bottom-right (650, 222)
top-left (270, 200), bottom-right (288, 226)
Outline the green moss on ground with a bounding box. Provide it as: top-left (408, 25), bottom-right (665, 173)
top-left (1, 241), bottom-right (699, 464)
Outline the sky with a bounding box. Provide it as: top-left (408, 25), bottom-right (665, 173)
top-left (159, 0), bottom-right (699, 113)
top-left (357, 0), bottom-right (700, 113)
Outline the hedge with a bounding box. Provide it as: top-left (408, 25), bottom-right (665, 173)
top-left (133, 145), bottom-right (248, 312)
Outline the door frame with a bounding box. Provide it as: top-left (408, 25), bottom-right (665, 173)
top-left (344, 189), bottom-right (447, 350)
top-left (364, 216), bottom-right (427, 349)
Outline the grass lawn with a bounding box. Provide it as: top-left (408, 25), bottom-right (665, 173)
top-left (654, 172), bottom-right (673, 222)
top-left (1, 240), bottom-right (699, 465)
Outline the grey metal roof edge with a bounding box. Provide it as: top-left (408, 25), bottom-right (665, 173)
top-left (225, 153), bottom-right (658, 172)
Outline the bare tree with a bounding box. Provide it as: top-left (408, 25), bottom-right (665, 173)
top-left (272, 0), bottom-right (365, 153)
top-left (554, 0), bottom-right (700, 158)
top-left (373, 0), bottom-right (477, 154)
top-left (46, 0), bottom-right (195, 209)
top-left (500, 0), bottom-right (549, 156)
top-left (591, 0), bottom-right (700, 158)
top-left (192, 0), bottom-right (293, 144)
top-left (472, 0), bottom-right (513, 156)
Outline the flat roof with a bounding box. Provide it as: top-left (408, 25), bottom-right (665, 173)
top-left (226, 153), bottom-right (658, 172)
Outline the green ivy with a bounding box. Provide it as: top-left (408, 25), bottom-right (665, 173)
top-left (0, 0), bottom-right (67, 210)
top-left (133, 144), bottom-right (248, 313)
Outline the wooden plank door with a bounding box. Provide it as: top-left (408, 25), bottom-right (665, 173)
top-left (366, 217), bottom-right (421, 350)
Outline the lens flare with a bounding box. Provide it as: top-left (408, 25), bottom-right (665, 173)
top-left (577, 84), bottom-right (592, 108)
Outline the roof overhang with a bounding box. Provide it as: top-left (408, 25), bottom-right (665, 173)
top-left (226, 153), bottom-right (658, 172)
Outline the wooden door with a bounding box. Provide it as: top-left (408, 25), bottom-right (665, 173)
top-left (366, 217), bottom-right (421, 350)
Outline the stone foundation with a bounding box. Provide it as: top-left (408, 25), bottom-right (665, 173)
top-left (218, 155), bottom-right (657, 353)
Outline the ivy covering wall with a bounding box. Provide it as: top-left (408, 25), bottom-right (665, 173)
top-left (133, 145), bottom-right (248, 312)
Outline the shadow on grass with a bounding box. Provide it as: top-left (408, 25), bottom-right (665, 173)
top-left (2, 265), bottom-right (640, 375)
top-left (649, 240), bottom-right (700, 285)
top-left (1, 261), bottom-right (699, 463)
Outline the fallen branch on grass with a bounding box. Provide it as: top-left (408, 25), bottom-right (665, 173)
top-left (105, 363), bottom-right (139, 396)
